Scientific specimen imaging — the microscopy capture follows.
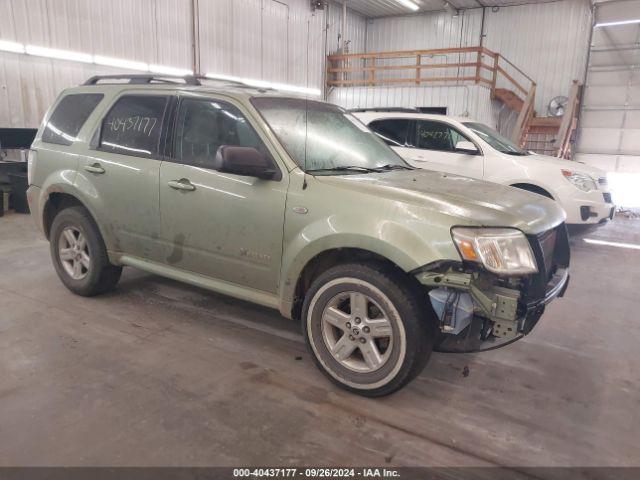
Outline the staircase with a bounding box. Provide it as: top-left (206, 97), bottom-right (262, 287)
top-left (326, 46), bottom-right (582, 158)
top-left (496, 80), bottom-right (582, 159)
top-left (493, 88), bottom-right (524, 113)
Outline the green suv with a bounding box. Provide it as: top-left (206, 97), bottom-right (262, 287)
top-left (27, 75), bottom-right (570, 396)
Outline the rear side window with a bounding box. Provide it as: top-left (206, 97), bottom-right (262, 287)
top-left (369, 119), bottom-right (411, 147)
top-left (42, 94), bottom-right (104, 146)
top-left (99, 95), bottom-right (168, 158)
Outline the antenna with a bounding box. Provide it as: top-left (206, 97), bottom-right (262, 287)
top-left (302, 16), bottom-right (311, 190)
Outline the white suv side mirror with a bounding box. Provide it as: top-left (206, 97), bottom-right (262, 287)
top-left (455, 141), bottom-right (479, 155)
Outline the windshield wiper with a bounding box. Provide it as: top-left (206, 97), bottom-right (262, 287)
top-left (372, 164), bottom-right (416, 171)
top-left (306, 166), bottom-right (379, 174)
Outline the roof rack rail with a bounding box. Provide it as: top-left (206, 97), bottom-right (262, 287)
top-left (82, 74), bottom-right (273, 91)
top-left (83, 74), bottom-right (203, 86)
top-left (349, 107), bottom-right (420, 113)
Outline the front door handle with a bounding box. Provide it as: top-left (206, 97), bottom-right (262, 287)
top-left (84, 163), bottom-right (105, 174)
top-left (168, 179), bottom-right (196, 192)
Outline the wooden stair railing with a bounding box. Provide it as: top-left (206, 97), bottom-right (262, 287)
top-left (327, 47), bottom-right (581, 159)
top-left (512, 85), bottom-right (536, 147)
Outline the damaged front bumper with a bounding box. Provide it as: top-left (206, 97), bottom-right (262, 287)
top-left (416, 267), bottom-right (570, 353)
top-left (415, 222), bottom-right (571, 353)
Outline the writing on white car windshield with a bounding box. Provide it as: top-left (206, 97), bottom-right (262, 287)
top-left (251, 97), bottom-right (411, 175)
top-left (463, 121), bottom-right (530, 156)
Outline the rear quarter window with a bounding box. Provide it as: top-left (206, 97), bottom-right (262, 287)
top-left (42, 93), bottom-right (104, 146)
top-left (99, 95), bottom-right (168, 158)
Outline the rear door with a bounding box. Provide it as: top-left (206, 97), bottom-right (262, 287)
top-left (158, 94), bottom-right (288, 293)
top-left (80, 92), bottom-right (170, 260)
top-left (408, 120), bottom-right (483, 178)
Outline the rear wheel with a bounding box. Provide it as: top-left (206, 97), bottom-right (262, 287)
top-left (50, 206), bottom-right (122, 296)
top-left (302, 263), bottom-right (436, 397)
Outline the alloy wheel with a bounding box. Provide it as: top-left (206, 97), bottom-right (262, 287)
top-left (320, 291), bottom-right (394, 373)
top-left (58, 226), bottom-right (90, 280)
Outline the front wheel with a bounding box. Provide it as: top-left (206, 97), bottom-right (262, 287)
top-left (302, 263), bottom-right (436, 397)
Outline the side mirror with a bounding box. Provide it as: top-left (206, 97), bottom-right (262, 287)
top-left (455, 140), bottom-right (479, 155)
top-left (215, 146), bottom-right (279, 180)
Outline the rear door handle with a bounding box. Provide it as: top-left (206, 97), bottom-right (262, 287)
top-left (84, 163), bottom-right (105, 174)
top-left (168, 179), bottom-right (196, 192)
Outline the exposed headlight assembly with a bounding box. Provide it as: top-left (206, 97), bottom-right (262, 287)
top-left (561, 169), bottom-right (597, 192)
top-left (451, 227), bottom-right (538, 275)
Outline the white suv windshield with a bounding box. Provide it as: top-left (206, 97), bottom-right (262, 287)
top-left (463, 121), bottom-right (529, 156)
top-left (252, 97), bottom-right (410, 174)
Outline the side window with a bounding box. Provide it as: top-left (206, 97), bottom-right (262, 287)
top-left (368, 119), bottom-right (411, 147)
top-left (99, 95), bottom-right (168, 158)
top-left (42, 94), bottom-right (104, 145)
top-left (174, 98), bottom-right (269, 168)
top-left (415, 120), bottom-right (472, 152)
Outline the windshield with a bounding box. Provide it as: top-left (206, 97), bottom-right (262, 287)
top-left (251, 97), bottom-right (409, 174)
top-left (463, 121), bottom-right (529, 156)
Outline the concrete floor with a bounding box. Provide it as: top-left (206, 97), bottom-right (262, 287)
top-left (0, 213), bottom-right (639, 467)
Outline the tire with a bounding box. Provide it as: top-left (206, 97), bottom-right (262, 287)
top-left (302, 262), bottom-right (437, 397)
top-left (49, 206), bottom-right (122, 296)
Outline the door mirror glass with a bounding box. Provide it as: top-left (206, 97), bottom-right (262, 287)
top-left (455, 140), bottom-right (479, 155)
top-left (215, 146), bottom-right (277, 180)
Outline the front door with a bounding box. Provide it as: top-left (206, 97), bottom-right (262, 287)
top-left (158, 94), bottom-right (288, 293)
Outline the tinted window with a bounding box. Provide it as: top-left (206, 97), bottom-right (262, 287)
top-left (174, 98), bottom-right (268, 168)
top-left (415, 120), bottom-right (469, 152)
top-left (369, 119), bottom-right (411, 147)
top-left (42, 94), bottom-right (104, 145)
top-left (100, 95), bottom-right (168, 158)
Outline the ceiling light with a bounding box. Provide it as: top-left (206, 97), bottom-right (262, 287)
top-left (149, 64), bottom-right (193, 76)
top-left (583, 238), bottom-right (640, 250)
top-left (0, 40), bottom-right (25, 54)
top-left (205, 73), bottom-right (321, 96)
top-left (25, 45), bottom-right (92, 63)
top-left (94, 55), bottom-right (148, 71)
top-left (595, 18), bottom-right (640, 28)
top-left (394, 0), bottom-right (419, 11)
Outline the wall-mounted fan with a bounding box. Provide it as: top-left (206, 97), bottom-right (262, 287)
top-left (548, 95), bottom-right (569, 117)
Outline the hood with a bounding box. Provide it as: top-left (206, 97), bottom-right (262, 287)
top-left (525, 153), bottom-right (607, 179)
top-left (317, 169), bottom-right (565, 235)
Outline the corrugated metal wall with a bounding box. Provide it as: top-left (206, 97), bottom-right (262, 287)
top-left (330, 84), bottom-right (497, 126)
top-left (329, 0), bottom-right (592, 126)
top-left (0, 0), bottom-right (325, 128)
top-left (326, 2), bottom-right (368, 55)
top-left (482, 0), bottom-right (592, 114)
top-left (365, 9), bottom-right (483, 52)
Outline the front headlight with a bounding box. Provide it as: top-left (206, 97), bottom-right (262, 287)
top-left (561, 169), bottom-right (597, 192)
top-left (451, 227), bottom-right (538, 275)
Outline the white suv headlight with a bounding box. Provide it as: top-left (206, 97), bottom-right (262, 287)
top-left (561, 169), bottom-right (597, 192)
top-left (451, 227), bottom-right (538, 275)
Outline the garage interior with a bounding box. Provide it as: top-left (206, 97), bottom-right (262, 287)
top-left (1, 0), bottom-right (640, 472)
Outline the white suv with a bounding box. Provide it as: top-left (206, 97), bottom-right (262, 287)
top-left (354, 112), bottom-right (614, 226)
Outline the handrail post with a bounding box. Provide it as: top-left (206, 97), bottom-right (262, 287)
top-left (475, 48), bottom-right (482, 85)
top-left (369, 57), bottom-right (376, 86)
top-left (491, 54), bottom-right (499, 97)
top-left (555, 80), bottom-right (580, 158)
top-left (415, 54), bottom-right (421, 85)
top-left (512, 84), bottom-right (536, 146)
